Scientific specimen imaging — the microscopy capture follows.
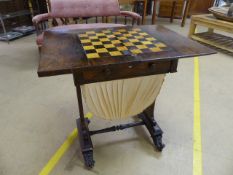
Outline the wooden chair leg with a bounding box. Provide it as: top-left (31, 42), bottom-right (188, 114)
top-left (170, 0), bottom-right (177, 23)
top-left (181, 0), bottom-right (190, 27)
top-left (152, 0), bottom-right (158, 24)
top-left (142, 0), bottom-right (148, 25)
top-left (106, 16), bottom-right (110, 23)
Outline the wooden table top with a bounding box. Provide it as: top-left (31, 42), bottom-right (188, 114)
top-left (38, 25), bottom-right (216, 77)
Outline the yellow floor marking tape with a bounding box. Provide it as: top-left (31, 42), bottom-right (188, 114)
top-left (39, 113), bottom-right (93, 175)
top-left (193, 57), bottom-right (203, 175)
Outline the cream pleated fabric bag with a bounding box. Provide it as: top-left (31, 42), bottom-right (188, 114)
top-left (82, 74), bottom-right (165, 120)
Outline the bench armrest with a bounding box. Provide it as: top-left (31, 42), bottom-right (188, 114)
top-left (120, 11), bottom-right (142, 20)
top-left (32, 13), bottom-right (51, 24)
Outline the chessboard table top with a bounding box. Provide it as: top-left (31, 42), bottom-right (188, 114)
top-left (77, 27), bottom-right (171, 59)
top-left (38, 25), bottom-right (216, 77)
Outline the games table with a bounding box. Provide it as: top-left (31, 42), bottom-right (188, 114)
top-left (38, 25), bottom-right (215, 168)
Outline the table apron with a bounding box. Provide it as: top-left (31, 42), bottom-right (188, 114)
top-left (73, 60), bottom-right (178, 85)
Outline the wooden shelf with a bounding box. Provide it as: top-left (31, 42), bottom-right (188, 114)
top-left (189, 14), bottom-right (233, 54)
top-left (191, 32), bottom-right (233, 53)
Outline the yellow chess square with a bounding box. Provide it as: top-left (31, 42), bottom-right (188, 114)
top-left (80, 39), bottom-right (91, 43)
top-left (150, 47), bottom-right (162, 52)
top-left (79, 34), bottom-right (88, 37)
top-left (113, 32), bottom-right (121, 35)
top-left (155, 43), bottom-right (166, 48)
top-left (99, 38), bottom-right (110, 42)
top-left (89, 36), bottom-right (98, 39)
top-left (133, 28), bottom-right (141, 32)
top-left (123, 34), bottom-right (132, 37)
top-left (136, 45), bottom-right (148, 49)
top-left (87, 53), bottom-right (99, 59)
top-left (117, 46), bottom-right (128, 51)
top-left (146, 37), bottom-right (156, 41)
top-left (109, 51), bottom-right (122, 56)
top-left (135, 35), bottom-right (144, 39)
top-left (141, 41), bottom-right (152, 45)
top-left (124, 42), bottom-right (134, 46)
top-left (96, 33), bottom-right (105, 36)
top-left (118, 37), bottom-right (127, 40)
top-left (111, 40), bottom-right (121, 44)
top-left (86, 31), bottom-right (95, 34)
top-left (129, 39), bottom-right (139, 43)
top-left (129, 31), bottom-right (137, 34)
top-left (103, 30), bottom-right (111, 33)
top-left (92, 42), bottom-right (102, 45)
top-left (131, 49), bottom-right (142, 54)
top-left (96, 48), bottom-right (108, 53)
top-left (107, 35), bottom-right (115, 39)
top-left (104, 44), bottom-right (115, 48)
top-left (118, 29), bottom-right (127, 32)
top-left (83, 46), bottom-right (95, 50)
top-left (139, 32), bottom-right (148, 36)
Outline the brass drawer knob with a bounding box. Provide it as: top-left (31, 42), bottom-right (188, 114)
top-left (104, 68), bottom-right (111, 76)
top-left (149, 63), bottom-right (156, 70)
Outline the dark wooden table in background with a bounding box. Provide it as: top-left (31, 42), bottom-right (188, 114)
top-left (38, 25), bottom-right (216, 168)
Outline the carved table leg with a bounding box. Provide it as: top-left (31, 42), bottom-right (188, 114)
top-left (76, 118), bottom-right (95, 168)
top-left (139, 102), bottom-right (165, 151)
top-left (75, 82), bottom-right (95, 168)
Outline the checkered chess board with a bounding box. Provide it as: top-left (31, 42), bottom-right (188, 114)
top-left (78, 28), bottom-right (169, 59)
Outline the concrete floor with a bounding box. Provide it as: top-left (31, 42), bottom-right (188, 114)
top-left (0, 18), bottom-right (233, 175)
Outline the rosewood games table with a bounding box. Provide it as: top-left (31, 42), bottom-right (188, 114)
top-left (38, 25), bottom-right (215, 168)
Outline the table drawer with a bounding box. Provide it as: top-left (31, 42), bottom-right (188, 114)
top-left (76, 60), bottom-right (177, 84)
